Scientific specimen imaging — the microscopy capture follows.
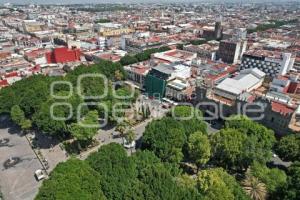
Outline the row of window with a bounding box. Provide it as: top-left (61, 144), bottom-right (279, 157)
top-left (243, 59), bottom-right (279, 67)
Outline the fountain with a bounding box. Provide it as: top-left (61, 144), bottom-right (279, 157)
top-left (3, 157), bottom-right (21, 169)
top-left (0, 138), bottom-right (9, 147)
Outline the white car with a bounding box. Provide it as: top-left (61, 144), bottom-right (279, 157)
top-left (123, 139), bottom-right (136, 149)
top-left (35, 169), bottom-right (46, 181)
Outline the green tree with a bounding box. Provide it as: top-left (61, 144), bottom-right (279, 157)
top-left (176, 174), bottom-right (197, 189)
top-left (0, 75), bottom-right (51, 115)
top-left (135, 52), bottom-right (150, 62)
top-left (225, 116), bottom-right (276, 168)
top-left (170, 105), bottom-right (207, 137)
top-left (86, 143), bottom-right (137, 200)
top-left (33, 102), bottom-right (67, 136)
top-left (10, 105), bottom-right (32, 132)
top-left (53, 91), bottom-right (87, 123)
top-left (275, 134), bottom-right (300, 162)
top-left (131, 150), bottom-right (161, 172)
top-left (10, 105), bottom-right (25, 125)
top-left (249, 161), bottom-right (287, 194)
top-left (69, 110), bottom-right (99, 144)
top-left (210, 128), bottom-right (247, 170)
top-left (20, 119), bottom-right (32, 132)
top-left (277, 162), bottom-right (300, 200)
top-left (35, 158), bottom-right (106, 200)
top-left (125, 129), bottom-right (136, 143)
top-left (125, 129), bottom-right (136, 153)
top-left (116, 120), bottom-right (129, 138)
top-left (142, 117), bottom-right (186, 163)
top-left (114, 70), bottom-right (123, 81)
top-left (197, 168), bottom-right (250, 200)
top-left (138, 163), bottom-right (201, 200)
top-left (176, 44), bottom-right (184, 50)
top-left (187, 131), bottom-right (211, 169)
top-left (146, 105), bottom-right (151, 118)
top-left (170, 105), bottom-right (202, 119)
top-left (120, 55), bottom-right (138, 66)
top-left (0, 87), bottom-right (18, 114)
top-left (95, 19), bottom-right (111, 23)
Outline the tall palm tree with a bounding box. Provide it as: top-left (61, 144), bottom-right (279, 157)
top-left (242, 175), bottom-right (267, 200)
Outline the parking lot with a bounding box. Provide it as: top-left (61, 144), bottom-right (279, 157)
top-left (0, 115), bottom-right (42, 200)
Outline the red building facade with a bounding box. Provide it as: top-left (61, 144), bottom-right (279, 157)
top-left (46, 47), bottom-right (81, 63)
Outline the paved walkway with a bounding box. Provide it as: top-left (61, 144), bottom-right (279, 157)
top-left (34, 133), bottom-right (68, 172)
top-left (78, 118), bottom-right (152, 160)
top-left (0, 115), bottom-right (42, 200)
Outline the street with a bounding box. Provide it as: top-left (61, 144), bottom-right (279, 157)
top-left (0, 115), bottom-right (42, 200)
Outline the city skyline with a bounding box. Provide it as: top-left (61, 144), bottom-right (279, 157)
top-left (1, 0), bottom-right (300, 5)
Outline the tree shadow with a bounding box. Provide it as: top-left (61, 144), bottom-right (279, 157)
top-left (34, 131), bottom-right (61, 150)
top-left (135, 137), bottom-right (143, 149)
top-left (7, 125), bottom-right (23, 136)
top-left (0, 114), bottom-right (24, 137)
top-left (101, 122), bottom-right (116, 131)
top-left (0, 114), bottom-right (12, 129)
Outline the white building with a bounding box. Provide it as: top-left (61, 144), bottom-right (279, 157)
top-left (152, 49), bottom-right (197, 65)
top-left (165, 79), bottom-right (190, 101)
top-left (214, 68), bottom-right (266, 100)
top-left (240, 50), bottom-right (295, 77)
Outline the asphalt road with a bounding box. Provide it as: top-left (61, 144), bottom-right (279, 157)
top-left (0, 115), bottom-right (42, 200)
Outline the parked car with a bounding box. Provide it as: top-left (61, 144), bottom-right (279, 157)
top-left (35, 169), bottom-right (46, 181)
top-left (123, 139), bottom-right (136, 149)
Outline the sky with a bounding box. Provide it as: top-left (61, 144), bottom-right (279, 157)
top-left (0, 0), bottom-right (298, 4)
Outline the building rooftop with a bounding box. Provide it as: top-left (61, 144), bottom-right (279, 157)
top-left (244, 49), bottom-right (290, 60)
top-left (216, 68), bottom-right (265, 95)
top-left (153, 49), bottom-right (196, 63)
top-left (271, 101), bottom-right (295, 116)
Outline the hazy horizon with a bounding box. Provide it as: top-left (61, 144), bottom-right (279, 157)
top-left (1, 0), bottom-right (299, 5)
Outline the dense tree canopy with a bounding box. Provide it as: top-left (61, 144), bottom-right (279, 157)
top-left (120, 55), bottom-right (139, 66)
top-left (142, 106), bottom-right (208, 164)
top-left (247, 19), bottom-right (298, 33)
top-left (277, 162), bottom-right (300, 200)
top-left (224, 115), bottom-right (276, 169)
top-left (275, 134), bottom-right (300, 162)
top-left (196, 168), bottom-right (250, 200)
top-left (69, 110), bottom-right (99, 142)
top-left (0, 61), bottom-right (130, 138)
top-left (35, 158), bottom-right (106, 200)
top-left (10, 105), bottom-right (32, 131)
top-left (210, 128), bottom-right (247, 170)
top-left (85, 143), bottom-right (202, 200)
top-left (169, 105), bottom-right (207, 137)
top-left (34, 112), bottom-right (296, 200)
top-left (142, 117), bottom-right (186, 163)
top-left (120, 46), bottom-right (171, 66)
top-left (249, 161), bottom-right (287, 195)
top-left (94, 19), bottom-right (111, 23)
top-left (86, 143), bottom-right (138, 200)
top-left (10, 105), bottom-right (25, 125)
top-left (187, 131), bottom-right (211, 168)
top-left (0, 75), bottom-right (52, 115)
top-left (33, 102), bottom-right (68, 136)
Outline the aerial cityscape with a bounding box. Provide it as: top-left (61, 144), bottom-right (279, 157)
top-left (0, 1), bottom-right (299, 200)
